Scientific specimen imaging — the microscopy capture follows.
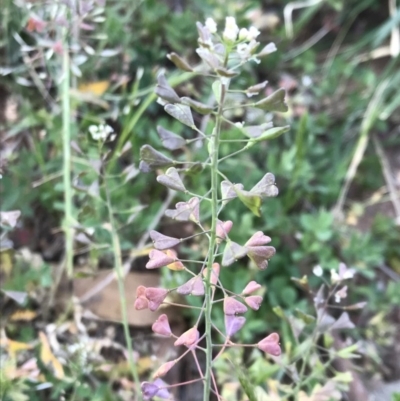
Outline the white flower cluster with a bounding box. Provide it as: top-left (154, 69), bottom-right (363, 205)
top-left (88, 124), bottom-right (115, 142)
top-left (202, 17), bottom-right (262, 65)
top-left (205, 16), bottom-right (260, 44)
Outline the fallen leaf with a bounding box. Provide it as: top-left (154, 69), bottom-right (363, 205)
top-left (39, 332), bottom-right (65, 379)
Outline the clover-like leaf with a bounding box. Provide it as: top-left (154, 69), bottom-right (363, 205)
top-left (155, 73), bottom-right (181, 104)
top-left (150, 230), bottom-right (180, 250)
top-left (255, 88), bottom-right (288, 112)
top-left (139, 145), bottom-right (174, 173)
top-left (156, 167), bottom-right (186, 192)
top-left (250, 173), bottom-right (278, 198)
top-left (180, 97), bottom-right (214, 115)
top-left (222, 241), bottom-right (248, 267)
top-left (225, 315), bottom-right (246, 337)
top-left (156, 126), bottom-right (186, 150)
top-left (167, 52), bottom-right (193, 72)
top-left (165, 197), bottom-right (200, 223)
top-left (164, 104), bottom-right (195, 128)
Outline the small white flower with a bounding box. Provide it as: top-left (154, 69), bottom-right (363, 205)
top-left (334, 286), bottom-right (348, 303)
top-left (330, 269), bottom-right (340, 283)
top-left (239, 28), bottom-right (249, 40)
top-left (247, 26), bottom-right (260, 40)
top-left (237, 40), bottom-right (259, 62)
top-left (234, 121), bottom-right (244, 128)
top-left (313, 265), bottom-right (323, 277)
top-left (331, 263), bottom-right (355, 283)
top-left (223, 17), bottom-right (239, 42)
top-left (89, 124), bottom-right (114, 141)
top-left (205, 17), bottom-right (217, 34)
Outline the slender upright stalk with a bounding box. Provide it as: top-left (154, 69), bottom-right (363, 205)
top-left (61, 26), bottom-right (74, 277)
top-left (104, 179), bottom-right (141, 400)
top-left (203, 82), bottom-right (227, 401)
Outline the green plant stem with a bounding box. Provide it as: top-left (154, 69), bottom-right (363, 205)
top-left (104, 179), bottom-right (141, 400)
top-left (61, 27), bottom-right (74, 277)
top-left (203, 83), bottom-right (226, 401)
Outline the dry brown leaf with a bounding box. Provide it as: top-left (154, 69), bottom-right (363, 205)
top-left (78, 80), bottom-right (110, 96)
top-left (0, 337), bottom-right (33, 358)
top-left (39, 331), bottom-right (64, 379)
top-left (10, 310), bottom-right (37, 321)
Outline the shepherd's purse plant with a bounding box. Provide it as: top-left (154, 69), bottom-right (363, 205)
top-left (135, 16), bottom-right (290, 401)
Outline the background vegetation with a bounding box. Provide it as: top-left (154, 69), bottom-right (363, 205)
top-left (1, 0), bottom-right (399, 400)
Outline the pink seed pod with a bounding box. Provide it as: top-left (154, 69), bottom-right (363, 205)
top-left (216, 220), bottom-right (233, 243)
top-left (257, 332), bottom-right (281, 356)
top-left (225, 315), bottom-right (246, 337)
top-left (242, 280), bottom-right (262, 295)
top-left (245, 231), bottom-right (272, 247)
top-left (146, 249), bottom-right (175, 269)
top-left (223, 297), bottom-right (248, 315)
top-left (177, 276), bottom-right (205, 296)
top-left (134, 285), bottom-right (149, 310)
top-left (165, 249), bottom-right (185, 271)
top-left (153, 360), bottom-right (177, 379)
top-left (245, 295), bottom-right (263, 310)
top-left (152, 314), bottom-right (172, 337)
top-left (174, 327), bottom-right (200, 347)
top-left (145, 288), bottom-right (169, 311)
top-left (150, 230), bottom-right (180, 250)
top-left (203, 263), bottom-right (220, 286)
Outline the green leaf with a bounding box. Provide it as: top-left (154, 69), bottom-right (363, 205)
top-left (227, 358), bottom-right (258, 401)
top-left (254, 88), bottom-right (288, 112)
top-left (294, 308), bottom-right (316, 324)
top-left (212, 80), bottom-right (222, 103)
top-left (235, 188), bottom-right (262, 217)
top-left (336, 343), bottom-right (360, 359)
